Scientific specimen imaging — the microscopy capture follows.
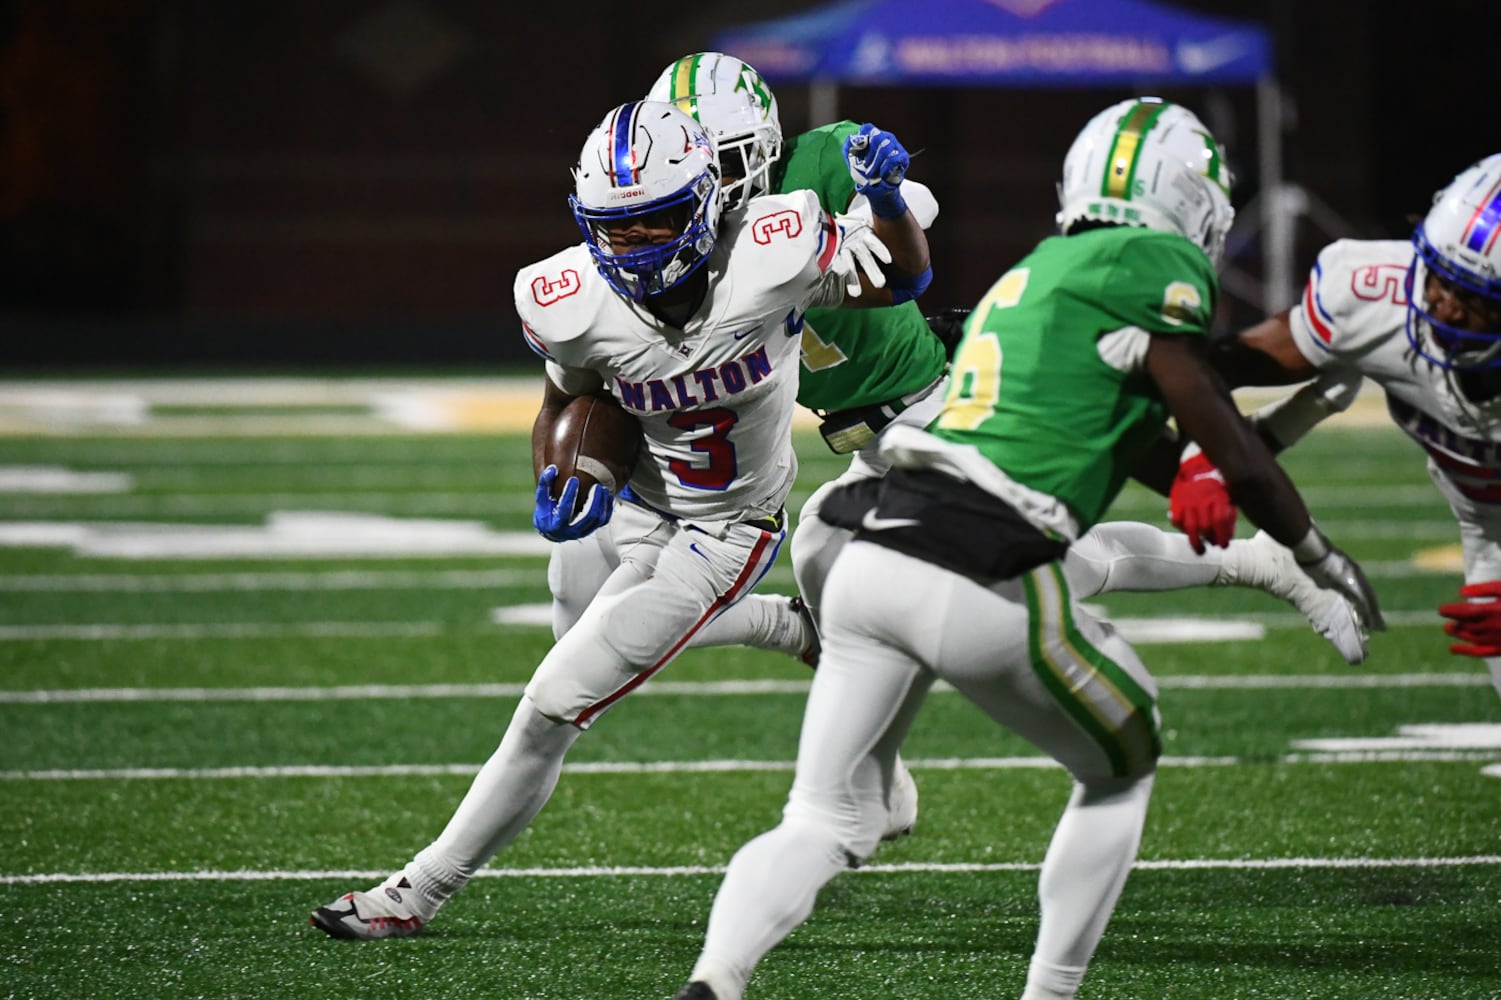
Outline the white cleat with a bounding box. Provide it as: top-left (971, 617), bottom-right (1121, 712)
top-left (309, 873), bottom-right (435, 940)
top-left (1219, 531), bottom-right (1368, 664)
top-left (881, 758), bottom-right (919, 842)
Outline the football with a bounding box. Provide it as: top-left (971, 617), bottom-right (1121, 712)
top-left (544, 392), bottom-right (641, 513)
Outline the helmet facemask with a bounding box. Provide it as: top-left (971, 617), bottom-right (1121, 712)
top-left (713, 125), bottom-right (783, 210)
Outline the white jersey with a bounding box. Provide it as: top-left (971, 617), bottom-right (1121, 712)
top-left (1289, 238), bottom-right (1501, 505)
top-left (515, 189), bottom-right (846, 523)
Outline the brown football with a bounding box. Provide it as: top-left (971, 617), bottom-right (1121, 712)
top-left (545, 392), bottom-right (642, 513)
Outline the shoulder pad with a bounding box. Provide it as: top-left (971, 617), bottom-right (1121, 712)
top-left (723, 190), bottom-right (838, 289)
top-left (1293, 239), bottom-right (1410, 356)
top-left (513, 246), bottom-right (613, 364)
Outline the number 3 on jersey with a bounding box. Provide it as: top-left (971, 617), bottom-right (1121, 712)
top-left (938, 268), bottom-right (1029, 431)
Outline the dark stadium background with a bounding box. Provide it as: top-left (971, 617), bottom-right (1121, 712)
top-left (0, 0), bottom-right (1491, 369)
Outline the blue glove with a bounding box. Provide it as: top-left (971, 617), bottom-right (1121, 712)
top-left (533, 465), bottom-right (614, 542)
top-left (844, 123), bottom-right (910, 219)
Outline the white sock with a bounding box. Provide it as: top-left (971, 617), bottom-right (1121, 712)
top-left (689, 593), bottom-right (807, 659)
top-left (1020, 958), bottom-right (1087, 999)
top-left (691, 819), bottom-right (849, 997)
top-left (1030, 773), bottom-right (1155, 990)
top-left (413, 698), bottom-right (580, 899)
top-left (1065, 522), bottom-right (1221, 599)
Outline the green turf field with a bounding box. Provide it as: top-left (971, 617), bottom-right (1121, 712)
top-left (2, 380), bottom-right (1498, 999)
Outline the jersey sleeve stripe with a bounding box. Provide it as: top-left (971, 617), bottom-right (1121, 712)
top-left (520, 322), bottom-right (555, 361)
top-left (816, 212), bottom-right (840, 273)
top-left (1302, 263), bottom-right (1336, 344)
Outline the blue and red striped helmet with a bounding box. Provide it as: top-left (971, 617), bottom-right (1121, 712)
top-left (1406, 153), bottom-right (1501, 371)
top-left (569, 101), bottom-right (723, 302)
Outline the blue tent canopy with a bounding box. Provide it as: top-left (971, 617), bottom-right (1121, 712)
top-left (711, 0), bottom-right (1291, 309)
top-left (712, 0), bottom-right (1271, 86)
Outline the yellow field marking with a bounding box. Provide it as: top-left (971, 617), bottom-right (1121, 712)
top-left (1412, 543), bottom-right (1464, 574)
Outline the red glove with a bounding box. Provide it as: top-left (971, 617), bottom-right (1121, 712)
top-left (1169, 446), bottom-right (1237, 554)
top-left (1438, 580), bottom-right (1501, 657)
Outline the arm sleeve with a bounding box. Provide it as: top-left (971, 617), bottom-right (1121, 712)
top-left (848, 178), bottom-right (939, 230)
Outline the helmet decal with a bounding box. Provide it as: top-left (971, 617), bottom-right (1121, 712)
top-left (645, 52), bottom-right (784, 211)
top-left (608, 103), bottom-right (645, 188)
top-left (1460, 173), bottom-right (1501, 255)
top-left (1101, 100), bottom-right (1168, 199)
top-left (1057, 97), bottom-right (1236, 266)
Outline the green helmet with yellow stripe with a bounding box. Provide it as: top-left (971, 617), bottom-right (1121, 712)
top-left (1057, 97), bottom-right (1235, 266)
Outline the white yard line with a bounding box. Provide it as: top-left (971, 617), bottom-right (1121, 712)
top-left (0, 569), bottom-right (535, 592)
top-left (0, 607), bottom-right (1445, 642)
top-left (4, 854), bottom-right (1500, 886)
top-left (5, 750), bottom-right (1499, 782)
top-left (0, 561), bottom-right (1444, 590)
top-left (0, 672), bottom-right (1487, 705)
top-left (0, 622), bottom-right (447, 640)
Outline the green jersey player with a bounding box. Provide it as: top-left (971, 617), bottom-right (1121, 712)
top-left (672, 97), bottom-right (1383, 1000)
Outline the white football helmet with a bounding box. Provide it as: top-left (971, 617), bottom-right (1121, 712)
top-left (570, 101), bottom-right (723, 301)
top-left (646, 52), bottom-right (782, 211)
top-left (1405, 152), bottom-right (1501, 371)
top-left (1057, 97), bottom-right (1235, 266)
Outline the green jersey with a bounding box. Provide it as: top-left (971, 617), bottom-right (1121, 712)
top-left (773, 122), bottom-right (946, 412)
top-left (932, 226), bottom-right (1218, 530)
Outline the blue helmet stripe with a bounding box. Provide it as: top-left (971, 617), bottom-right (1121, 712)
top-left (1463, 177), bottom-right (1501, 255)
top-left (611, 102), bottom-right (639, 189)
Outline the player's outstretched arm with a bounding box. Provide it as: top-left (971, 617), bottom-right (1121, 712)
top-left (1145, 332), bottom-right (1384, 631)
top-left (1210, 310), bottom-right (1318, 388)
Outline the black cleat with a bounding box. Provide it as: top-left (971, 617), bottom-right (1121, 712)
top-left (790, 595), bottom-right (820, 669)
top-left (674, 984), bottom-right (719, 1000)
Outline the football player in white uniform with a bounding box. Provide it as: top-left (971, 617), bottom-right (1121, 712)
top-left (308, 99), bottom-right (932, 940)
top-left (1165, 153), bottom-right (1501, 697)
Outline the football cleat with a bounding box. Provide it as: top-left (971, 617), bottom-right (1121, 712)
top-left (1217, 530), bottom-right (1368, 664)
top-left (674, 983), bottom-right (719, 1000)
top-left (309, 874), bottom-right (433, 940)
top-left (790, 594), bottom-right (820, 669)
top-left (881, 758), bottom-right (919, 842)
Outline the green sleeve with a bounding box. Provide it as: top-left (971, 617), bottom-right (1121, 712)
top-left (775, 122), bottom-right (860, 213)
